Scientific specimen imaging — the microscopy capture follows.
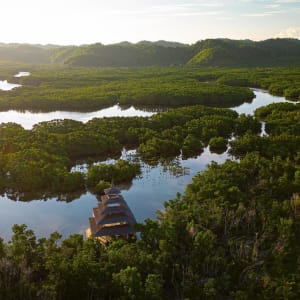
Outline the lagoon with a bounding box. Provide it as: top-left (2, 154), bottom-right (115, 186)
top-left (0, 88), bottom-right (294, 240)
top-left (0, 89), bottom-right (293, 129)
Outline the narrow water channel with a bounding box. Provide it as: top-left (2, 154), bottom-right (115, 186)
top-left (0, 88), bottom-right (294, 129)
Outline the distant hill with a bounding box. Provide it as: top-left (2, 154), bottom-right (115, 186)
top-left (188, 38), bottom-right (300, 67)
top-left (0, 38), bottom-right (300, 67)
top-left (0, 44), bottom-right (53, 64)
top-left (137, 40), bottom-right (188, 48)
top-left (59, 42), bottom-right (192, 67)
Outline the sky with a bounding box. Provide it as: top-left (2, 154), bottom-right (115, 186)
top-left (0, 0), bottom-right (299, 45)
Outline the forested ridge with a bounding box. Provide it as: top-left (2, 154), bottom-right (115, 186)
top-left (1, 38), bottom-right (300, 67)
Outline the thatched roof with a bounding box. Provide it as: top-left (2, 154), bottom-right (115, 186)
top-left (95, 224), bottom-right (136, 237)
top-left (104, 186), bottom-right (121, 195)
top-left (97, 215), bottom-right (136, 226)
top-left (88, 186), bottom-right (137, 240)
top-left (100, 194), bottom-right (126, 206)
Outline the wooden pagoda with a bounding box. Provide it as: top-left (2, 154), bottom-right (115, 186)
top-left (86, 186), bottom-right (136, 244)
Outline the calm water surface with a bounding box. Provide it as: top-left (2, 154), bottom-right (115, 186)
top-left (0, 80), bottom-right (21, 91)
top-left (14, 71), bottom-right (30, 78)
top-left (0, 106), bottom-right (155, 129)
top-left (0, 86), bottom-right (294, 240)
top-left (231, 88), bottom-right (295, 115)
top-left (0, 89), bottom-right (294, 129)
top-left (0, 148), bottom-right (229, 240)
top-left (0, 71), bottom-right (29, 91)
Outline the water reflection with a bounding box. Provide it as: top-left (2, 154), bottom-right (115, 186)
top-left (0, 106), bottom-right (155, 129)
top-left (0, 192), bottom-right (96, 241)
top-left (4, 190), bottom-right (85, 203)
top-left (0, 89), bottom-right (294, 129)
top-left (0, 80), bottom-right (21, 91)
top-left (0, 147), bottom-right (229, 240)
top-left (14, 71), bottom-right (30, 78)
top-left (0, 70), bottom-right (29, 91)
top-left (231, 89), bottom-right (295, 115)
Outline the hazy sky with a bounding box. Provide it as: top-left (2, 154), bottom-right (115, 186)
top-left (1, 0), bottom-right (299, 45)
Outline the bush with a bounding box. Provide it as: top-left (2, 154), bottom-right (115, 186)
top-left (94, 180), bottom-right (111, 194)
top-left (87, 160), bottom-right (141, 188)
top-left (209, 136), bottom-right (227, 153)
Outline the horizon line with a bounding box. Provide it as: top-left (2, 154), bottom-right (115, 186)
top-left (0, 37), bottom-right (300, 47)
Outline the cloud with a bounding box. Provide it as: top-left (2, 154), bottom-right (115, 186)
top-left (242, 9), bottom-right (285, 17)
top-left (173, 2), bottom-right (224, 8)
top-left (168, 11), bottom-right (224, 17)
top-left (103, 2), bottom-right (224, 18)
top-left (217, 16), bottom-right (234, 20)
top-left (242, 13), bottom-right (271, 17)
top-left (275, 0), bottom-right (300, 3)
top-left (266, 4), bottom-right (281, 8)
top-left (278, 27), bottom-right (300, 38)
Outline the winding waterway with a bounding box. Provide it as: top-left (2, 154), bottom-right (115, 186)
top-left (0, 80), bottom-right (21, 91)
top-left (0, 82), bottom-right (295, 129)
top-left (0, 106), bottom-right (155, 129)
top-left (0, 71), bottom-right (29, 91)
top-left (0, 85), bottom-right (294, 240)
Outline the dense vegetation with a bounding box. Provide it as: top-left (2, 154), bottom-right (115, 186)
top-left (1, 62), bottom-right (300, 298)
top-left (0, 143), bottom-right (299, 299)
top-left (0, 66), bottom-right (255, 111)
top-left (1, 65), bottom-right (300, 112)
top-left (87, 160), bottom-right (141, 191)
top-left (0, 104), bottom-right (258, 197)
top-left (1, 38), bottom-right (300, 67)
top-left (216, 67), bottom-right (300, 101)
top-left (187, 38), bottom-right (300, 67)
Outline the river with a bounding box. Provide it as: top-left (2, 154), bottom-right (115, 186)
top-left (0, 82), bottom-right (295, 129)
top-left (0, 79), bottom-right (294, 240)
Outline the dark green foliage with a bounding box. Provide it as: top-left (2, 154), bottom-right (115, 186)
top-left (188, 38), bottom-right (300, 67)
top-left (4, 64), bottom-right (299, 113)
top-left (63, 42), bottom-right (191, 67)
top-left (87, 160), bottom-right (141, 188)
top-left (0, 104), bottom-right (242, 196)
top-left (235, 114), bottom-right (261, 136)
top-left (255, 102), bottom-right (300, 136)
top-left (1, 148), bottom-right (300, 299)
top-left (0, 66), bottom-right (255, 111)
top-left (138, 137), bottom-right (181, 161)
top-left (0, 64), bottom-right (300, 299)
top-left (182, 134), bottom-right (204, 157)
top-left (5, 148), bottom-right (84, 192)
top-left (2, 38), bottom-right (300, 68)
top-left (94, 180), bottom-right (111, 194)
top-left (4, 64), bottom-right (300, 113)
top-left (0, 103), bottom-right (300, 299)
top-left (216, 68), bottom-right (300, 101)
top-left (209, 136), bottom-right (227, 153)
